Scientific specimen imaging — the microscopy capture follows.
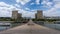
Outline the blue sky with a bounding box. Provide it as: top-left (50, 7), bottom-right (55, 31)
top-left (0, 0), bottom-right (60, 18)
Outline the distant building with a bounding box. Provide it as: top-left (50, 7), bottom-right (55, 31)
top-left (35, 10), bottom-right (43, 19)
top-left (23, 17), bottom-right (32, 19)
top-left (12, 10), bottom-right (22, 19)
top-left (44, 16), bottom-right (60, 19)
top-left (12, 10), bottom-right (18, 19)
top-left (17, 13), bottom-right (22, 18)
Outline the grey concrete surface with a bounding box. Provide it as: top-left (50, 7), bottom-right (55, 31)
top-left (0, 20), bottom-right (60, 34)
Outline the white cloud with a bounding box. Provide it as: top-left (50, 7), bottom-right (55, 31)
top-left (0, 2), bottom-right (19, 17)
top-left (43, 0), bottom-right (50, 2)
top-left (0, 2), bottom-right (10, 7)
top-left (25, 8), bottom-right (30, 10)
top-left (0, 7), bottom-right (11, 17)
top-left (23, 12), bottom-right (35, 18)
top-left (41, 0), bottom-right (53, 8)
top-left (53, 0), bottom-right (60, 2)
top-left (0, 2), bottom-right (36, 18)
top-left (46, 2), bottom-right (53, 7)
top-left (36, 0), bottom-right (40, 4)
top-left (18, 9), bottom-right (36, 18)
top-left (30, 3), bottom-right (35, 5)
top-left (44, 0), bottom-right (60, 16)
top-left (16, 0), bottom-right (31, 5)
top-left (14, 4), bottom-right (20, 7)
top-left (1, 0), bottom-right (60, 18)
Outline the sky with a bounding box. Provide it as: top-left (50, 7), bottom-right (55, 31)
top-left (0, 0), bottom-right (60, 18)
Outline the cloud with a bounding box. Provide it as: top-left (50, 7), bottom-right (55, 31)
top-left (0, 0), bottom-right (60, 18)
top-left (14, 4), bottom-right (20, 8)
top-left (0, 2), bottom-right (19, 17)
top-left (44, 0), bottom-right (60, 16)
top-left (22, 11), bottom-right (35, 18)
top-left (36, 0), bottom-right (40, 4)
top-left (25, 8), bottom-right (30, 10)
top-left (53, 0), bottom-right (60, 2)
top-left (16, 0), bottom-right (31, 5)
top-left (18, 9), bottom-right (36, 18)
top-left (0, 2), bottom-right (36, 18)
top-left (41, 0), bottom-right (53, 8)
top-left (30, 3), bottom-right (35, 5)
top-left (0, 2), bottom-right (10, 7)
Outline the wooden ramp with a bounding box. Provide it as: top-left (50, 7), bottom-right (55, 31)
top-left (0, 20), bottom-right (60, 34)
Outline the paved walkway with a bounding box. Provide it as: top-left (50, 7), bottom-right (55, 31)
top-left (0, 20), bottom-right (60, 34)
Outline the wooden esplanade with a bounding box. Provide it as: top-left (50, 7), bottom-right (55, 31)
top-left (0, 20), bottom-right (60, 34)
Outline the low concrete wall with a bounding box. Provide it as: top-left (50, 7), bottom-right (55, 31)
top-left (34, 21), bottom-right (44, 25)
top-left (44, 24), bottom-right (60, 30)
